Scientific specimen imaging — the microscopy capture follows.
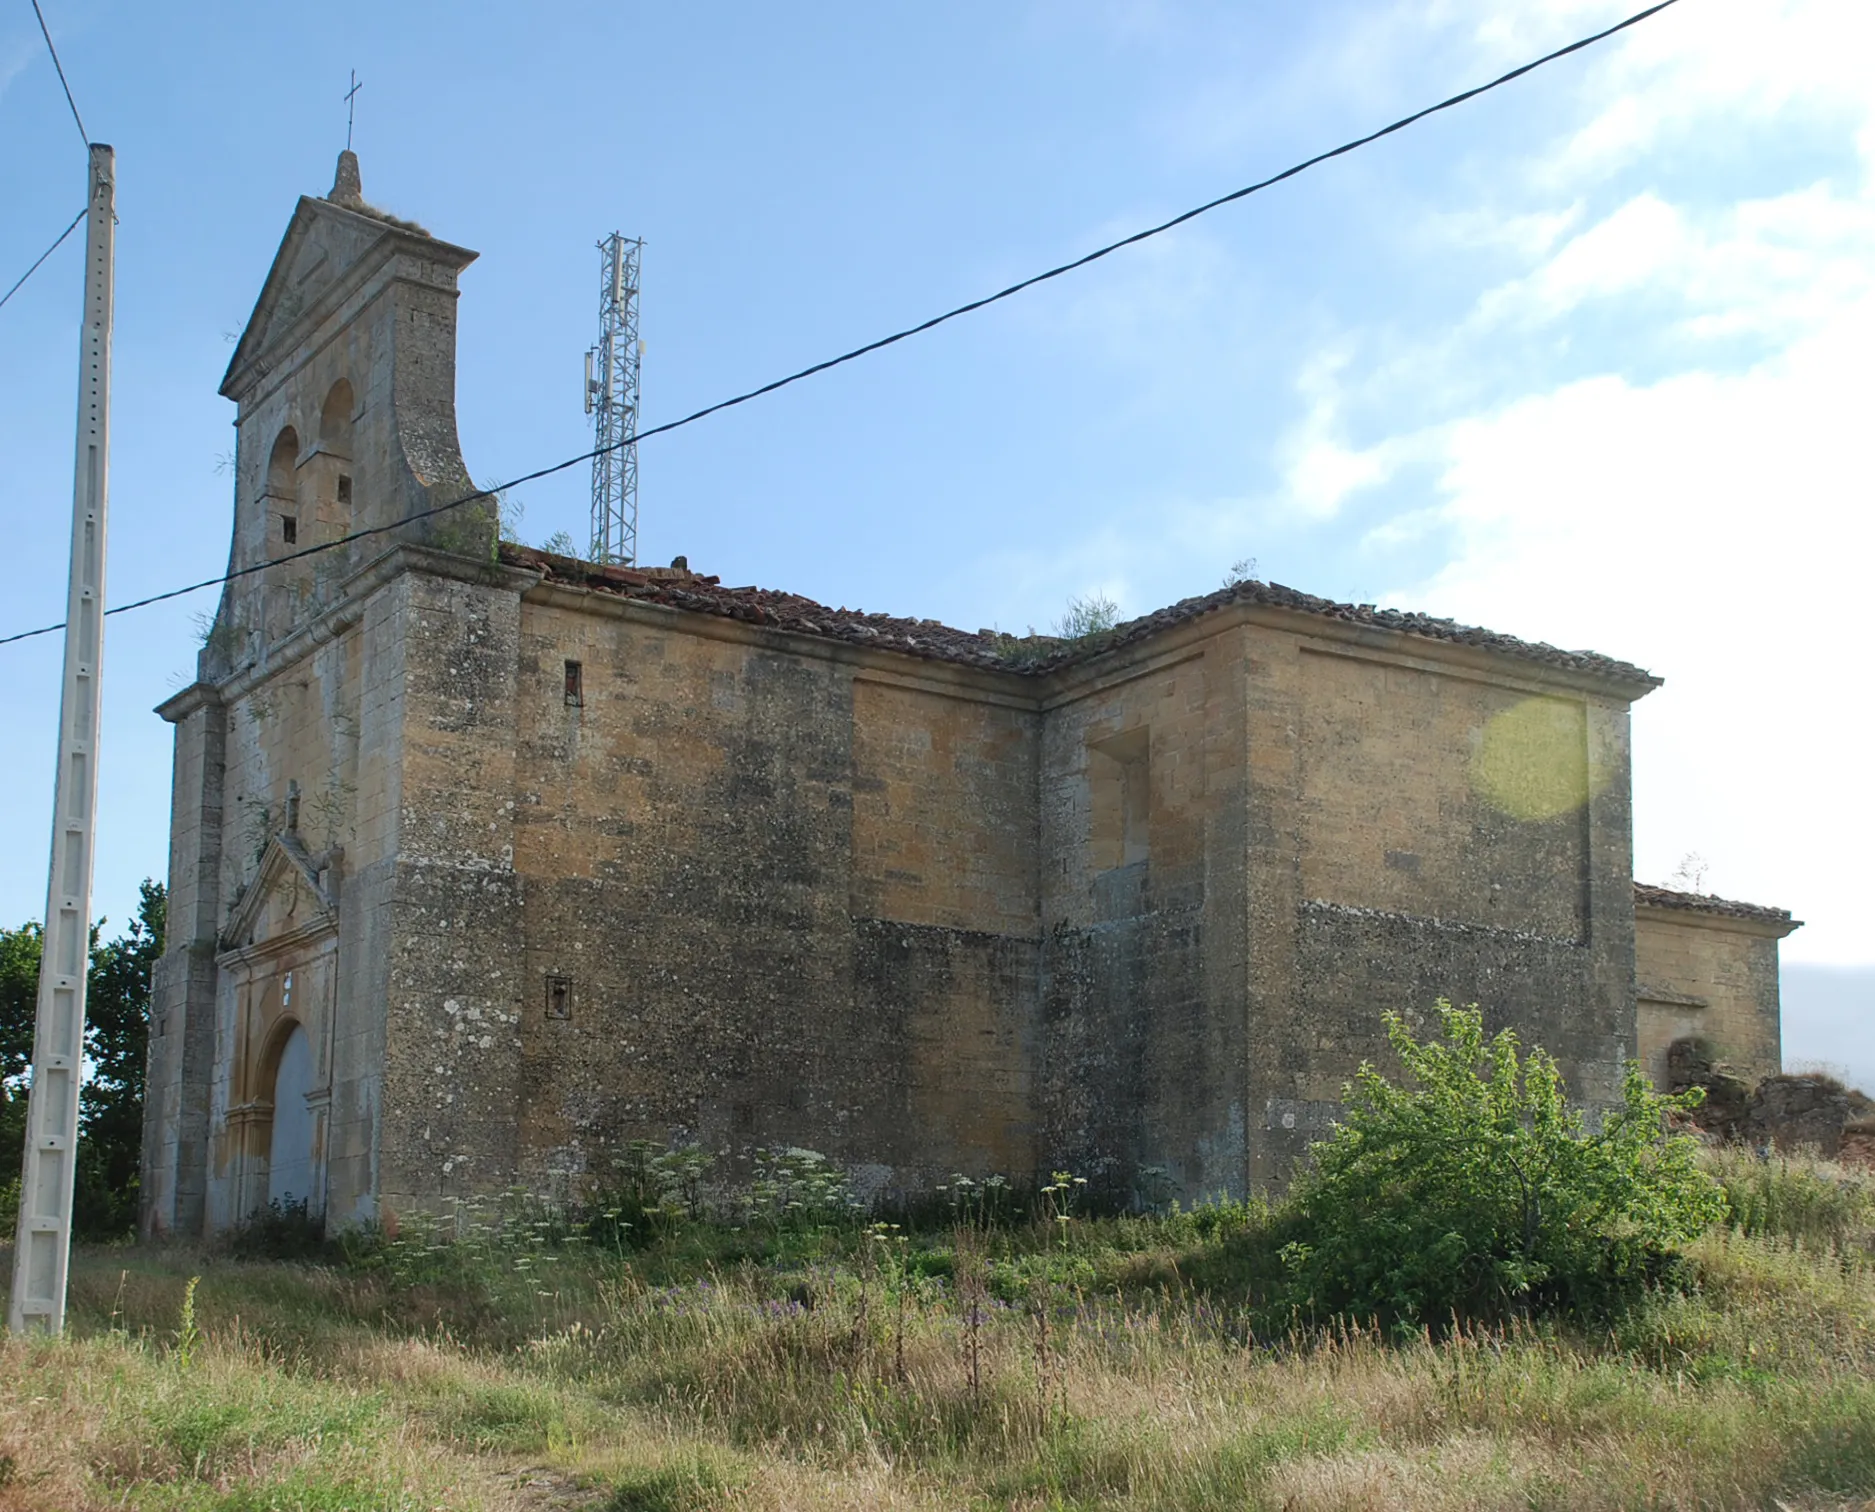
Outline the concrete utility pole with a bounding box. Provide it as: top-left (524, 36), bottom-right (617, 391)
top-left (9, 142), bottom-right (115, 1335)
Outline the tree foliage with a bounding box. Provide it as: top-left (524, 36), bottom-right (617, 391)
top-left (0, 880), bottom-right (164, 1239)
top-left (1279, 1001), bottom-right (1725, 1329)
top-left (0, 919), bottom-right (42, 1226)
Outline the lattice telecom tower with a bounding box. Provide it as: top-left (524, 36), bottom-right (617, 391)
top-left (584, 233), bottom-right (644, 565)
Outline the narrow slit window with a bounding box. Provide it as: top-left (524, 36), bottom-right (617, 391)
top-left (545, 975), bottom-right (573, 1020)
top-left (281, 515), bottom-right (298, 545)
top-left (564, 660), bottom-right (583, 707)
top-left (336, 474), bottom-right (352, 505)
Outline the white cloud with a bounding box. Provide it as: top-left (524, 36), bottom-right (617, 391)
top-left (1423, 202), bottom-right (1584, 260)
top-left (1147, 0), bottom-right (1874, 192)
top-left (998, 0), bottom-right (1875, 971)
top-left (1527, 192), bottom-right (1687, 310)
top-left (1394, 269), bottom-right (1875, 964)
top-left (1466, 182), bottom-right (1875, 337)
top-left (1542, 0), bottom-right (1875, 182)
top-left (1348, 0), bottom-right (1875, 965)
top-left (1463, 192), bottom-right (1687, 328)
top-left (1280, 350), bottom-right (1402, 518)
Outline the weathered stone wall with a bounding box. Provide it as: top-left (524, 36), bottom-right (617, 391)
top-left (194, 622), bottom-right (365, 1231)
top-left (141, 688), bottom-right (224, 1236)
top-left (850, 677), bottom-right (1041, 1177)
top-left (851, 679), bottom-right (1038, 937)
top-left (499, 590), bottom-right (1046, 1199)
top-left (1636, 906), bottom-right (1785, 1086)
top-left (146, 163), bottom-right (486, 1237)
top-left (1242, 622), bottom-right (1638, 1183)
top-left (1038, 633), bottom-right (1247, 1200)
top-left (375, 566), bottom-right (530, 1219)
top-left (372, 588), bottom-right (1657, 1208)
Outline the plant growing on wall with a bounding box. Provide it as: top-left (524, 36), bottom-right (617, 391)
top-left (239, 799), bottom-right (277, 868)
top-left (244, 688), bottom-right (279, 726)
top-left (308, 770), bottom-right (357, 852)
top-left (494, 489), bottom-right (526, 545)
top-left (191, 609), bottom-right (245, 674)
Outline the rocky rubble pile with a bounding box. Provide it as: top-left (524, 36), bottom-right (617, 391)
top-left (1666, 1036), bottom-right (1873, 1165)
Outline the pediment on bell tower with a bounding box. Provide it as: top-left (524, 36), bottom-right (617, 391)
top-left (219, 161), bottom-right (477, 403)
top-left (252, 209), bottom-right (378, 357)
top-left (221, 199), bottom-right (386, 400)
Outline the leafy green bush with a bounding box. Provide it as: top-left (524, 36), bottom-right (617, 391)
top-left (1278, 1002), bottom-right (1725, 1329)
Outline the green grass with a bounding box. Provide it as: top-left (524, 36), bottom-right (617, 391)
top-left (1, 1150), bottom-right (1870, 1510)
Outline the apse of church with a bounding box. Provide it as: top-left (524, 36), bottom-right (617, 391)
top-left (140, 156), bottom-right (1795, 1237)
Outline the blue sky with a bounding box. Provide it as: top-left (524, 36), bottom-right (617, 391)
top-left (2, 1), bottom-right (1868, 1079)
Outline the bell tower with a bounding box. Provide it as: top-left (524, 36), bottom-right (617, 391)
top-left (144, 155), bottom-right (500, 1239)
top-left (204, 152), bottom-right (487, 671)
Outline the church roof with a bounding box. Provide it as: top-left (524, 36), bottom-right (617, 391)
top-left (1634, 883), bottom-right (1801, 930)
top-left (501, 543), bottom-right (1662, 692)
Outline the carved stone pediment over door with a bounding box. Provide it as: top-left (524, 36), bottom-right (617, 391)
top-left (214, 832), bottom-right (342, 1222)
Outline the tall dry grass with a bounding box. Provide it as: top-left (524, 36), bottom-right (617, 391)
top-left (0, 1148), bottom-right (1869, 1510)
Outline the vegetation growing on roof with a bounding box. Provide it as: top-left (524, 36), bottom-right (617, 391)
top-left (1052, 592), bottom-right (1121, 641)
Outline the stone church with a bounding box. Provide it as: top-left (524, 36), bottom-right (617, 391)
top-left (140, 156), bottom-right (1798, 1236)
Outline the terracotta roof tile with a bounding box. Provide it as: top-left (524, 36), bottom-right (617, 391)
top-left (501, 545), bottom-right (1662, 689)
top-left (1634, 883), bottom-right (1800, 929)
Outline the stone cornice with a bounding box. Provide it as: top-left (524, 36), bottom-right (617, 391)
top-left (502, 545), bottom-right (1663, 708)
top-left (203, 543), bottom-right (537, 707)
top-left (156, 680), bottom-right (223, 725)
top-left (517, 566), bottom-right (1652, 716)
top-left (519, 576), bottom-right (1040, 709)
top-left (1634, 899), bottom-right (1802, 940)
top-left (1637, 984), bottom-right (1710, 1009)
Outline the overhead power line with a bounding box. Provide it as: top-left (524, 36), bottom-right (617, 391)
top-left (30, 0), bottom-right (90, 150)
top-left (3, 2), bottom-right (96, 319)
top-left (0, 205), bottom-right (86, 317)
top-left (0, 0), bottom-right (1684, 652)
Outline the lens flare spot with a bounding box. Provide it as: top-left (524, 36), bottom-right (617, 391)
top-left (1472, 697), bottom-right (1599, 821)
